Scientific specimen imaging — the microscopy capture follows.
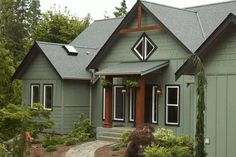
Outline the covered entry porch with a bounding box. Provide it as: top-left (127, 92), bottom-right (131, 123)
top-left (96, 61), bottom-right (169, 129)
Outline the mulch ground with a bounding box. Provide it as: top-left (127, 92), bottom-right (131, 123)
top-left (30, 143), bottom-right (73, 157)
top-left (94, 144), bottom-right (127, 157)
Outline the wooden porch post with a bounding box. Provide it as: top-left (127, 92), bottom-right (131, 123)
top-left (135, 77), bottom-right (145, 129)
top-left (103, 76), bottom-right (113, 128)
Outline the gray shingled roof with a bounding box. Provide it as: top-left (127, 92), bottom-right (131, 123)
top-left (70, 18), bottom-right (123, 48)
top-left (35, 18), bottom-right (123, 80)
top-left (142, 1), bottom-right (205, 52)
top-left (187, 1), bottom-right (236, 38)
top-left (96, 61), bottom-right (169, 76)
top-left (37, 41), bottom-right (97, 79)
top-left (20, 0), bottom-right (236, 80)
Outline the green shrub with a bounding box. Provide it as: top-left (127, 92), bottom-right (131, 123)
top-left (0, 143), bottom-right (8, 157)
top-left (144, 145), bottom-right (171, 157)
top-left (42, 135), bottom-right (65, 148)
top-left (120, 131), bottom-right (129, 147)
top-left (65, 137), bottom-right (79, 146)
top-left (45, 145), bottom-right (57, 152)
top-left (69, 114), bottom-right (95, 142)
top-left (112, 144), bottom-right (121, 151)
top-left (144, 128), bottom-right (193, 157)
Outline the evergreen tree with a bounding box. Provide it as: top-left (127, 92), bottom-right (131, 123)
top-left (113, 0), bottom-right (127, 17)
top-left (0, 34), bottom-right (20, 108)
top-left (192, 55), bottom-right (207, 157)
top-left (0, 0), bottom-right (41, 64)
top-left (32, 10), bottom-right (90, 44)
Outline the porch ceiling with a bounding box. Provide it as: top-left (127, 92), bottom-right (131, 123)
top-left (96, 60), bottom-right (169, 76)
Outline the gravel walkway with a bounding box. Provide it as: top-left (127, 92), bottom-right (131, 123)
top-left (65, 140), bottom-right (113, 157)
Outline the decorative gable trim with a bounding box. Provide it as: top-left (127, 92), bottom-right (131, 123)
top-left (86, 1), bottom-right (192, 70)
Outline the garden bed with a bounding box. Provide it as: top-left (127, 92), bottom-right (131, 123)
top-left (95, 144), bottom-right (126, 157)
top-left (30, 143), bottom-right (73, 157)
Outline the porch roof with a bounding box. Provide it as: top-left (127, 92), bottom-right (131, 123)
top-left (96, 60), bottom-right (169, 76)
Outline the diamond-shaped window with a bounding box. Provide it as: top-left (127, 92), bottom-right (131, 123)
top-left (131, 33), bottom-right (157, 61)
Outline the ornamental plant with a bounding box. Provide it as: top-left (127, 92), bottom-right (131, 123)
top-left (144, 128), bottom-right (193, 157)
top-left (192, 55), bottom-right (207, 157)
top-left (126, 80), bottom-right (139, 88)
top-left (101, 79), bottom-right (112, 88)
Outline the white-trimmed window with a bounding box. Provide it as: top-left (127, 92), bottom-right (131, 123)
top-left (102, 88), bottom-right (106, 120)
top-left (152, 86), bottom-right (159, 124)
top-left (113, 86), bottom-right (125, 121)
top-left (129, 88), bottom-right (135, 122)
top-left (30, 84), bottom-right (40, 107)
top-left (165, 85), bottom-right (180, 126)
top-left (43, 84), bottom-right (53, 110)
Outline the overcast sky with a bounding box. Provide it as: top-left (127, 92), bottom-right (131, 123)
top-left (40, 0), bottom-right (232, 20)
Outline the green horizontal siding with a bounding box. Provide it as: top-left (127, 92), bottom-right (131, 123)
top-left (22, 52), bottom-right (60, 80)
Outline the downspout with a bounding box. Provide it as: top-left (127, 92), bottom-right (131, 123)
top-left (89, 83), bottom-right (92, 124)
top-left (88, 69), bottom-right (96, 124)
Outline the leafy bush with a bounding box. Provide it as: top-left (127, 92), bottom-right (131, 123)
top-left (42, 135), bottom-right (65, 148)
top-left (120, 131), bottom-right (130, 147)
top-left (0, 143), bottom-right (8, 157)
top-left (144, 128), bottom-right (193, 157)
top-left (126, 125), bottom-right (155, 157)
top-left (0, 104), bottom-right (54, 141)
top-left (45, 145), bottom-right (57, 152)
top-left (69, 114), bottom-right (95, 142)
top-left (144, 145), bottom-right (171, 157)
top-left (65, 137), bottom-right (79, 146)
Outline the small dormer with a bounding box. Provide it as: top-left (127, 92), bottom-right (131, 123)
top-left (63, 45), bottom-right (78, 56)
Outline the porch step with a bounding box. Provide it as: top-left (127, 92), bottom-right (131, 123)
top-left (97, 135), bottom-right (121, 142)
top-left (96, 127), bottom-right (134, 142)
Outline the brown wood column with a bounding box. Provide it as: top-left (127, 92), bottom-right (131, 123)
top-left (103, 76), bottom-right (113, 128)
top-left (135, 77), bottom-right (145, 129)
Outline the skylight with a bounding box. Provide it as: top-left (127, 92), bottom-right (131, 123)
top-left (63, 45), bottom-right (78, 56)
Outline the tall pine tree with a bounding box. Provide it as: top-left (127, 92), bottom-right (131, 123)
top-left (113, 0), bottom-right (127, 17)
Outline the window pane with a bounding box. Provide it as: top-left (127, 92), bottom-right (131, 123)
top-left (115, 87), bottom-right (124, 120)
top-left (129, 88), bottom-right (135, 121)
top-left (45, 86), bottom-right (53, 109)
top-left (146, 40), bottom-right (153, 56)
top-left (167, 106), bottom-right (178, 123)
top-left (32, 86), bottom-right (39, 104)
top-left (136, 41), bottom-right (143, 56)
top-left (168, 87), bottom-right (178, 104)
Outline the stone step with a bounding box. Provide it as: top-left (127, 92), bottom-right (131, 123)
top-left (96, 135), bottom-right (121, 142)
top-left (97, 131), bottom-right (122, 138)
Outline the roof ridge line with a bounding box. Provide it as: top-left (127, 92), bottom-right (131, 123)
top-left (185, 0), bottom-right (236, 9)
top-left (141, 0), bottom-right (197, 13)
top-left (196, 12), bottom-right (206, 39)
top-left (94, 17), bottom-right (123, 22)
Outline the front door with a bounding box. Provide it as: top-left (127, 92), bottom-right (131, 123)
top-left (112, 86), bottom-right (136, 127)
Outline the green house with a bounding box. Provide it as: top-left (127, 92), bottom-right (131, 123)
top-left (13, 1), bottom-right (236, 156)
